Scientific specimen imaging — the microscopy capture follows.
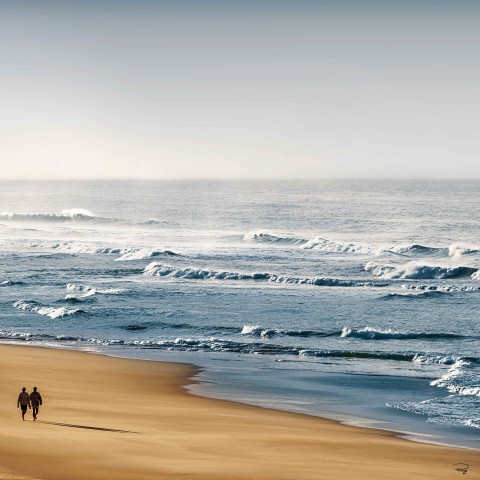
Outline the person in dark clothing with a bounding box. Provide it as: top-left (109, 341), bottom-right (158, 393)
top-left (17, 387), bottom-right (31, 421)
top-left (30, 387), bottom-right (43, 421)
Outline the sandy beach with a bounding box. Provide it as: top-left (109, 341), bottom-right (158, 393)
top-left (0, 344), bottom-right (476, 480)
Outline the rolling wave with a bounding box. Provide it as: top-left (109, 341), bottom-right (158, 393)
top-left (365, 261), bottom-right (478, 280)
top-left (144, 262), bottom-right (388, 288)
top-left (13, 300), bottom-right (85, 319)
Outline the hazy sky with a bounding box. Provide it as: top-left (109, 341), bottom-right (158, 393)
top-left (1, 0), bottom-right (479, 179)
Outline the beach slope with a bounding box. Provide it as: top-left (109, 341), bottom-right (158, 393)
top-left (0, 345), bottom-right (476, 480)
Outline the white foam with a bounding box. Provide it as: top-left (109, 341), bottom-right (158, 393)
top-left (431, 360), bottom-right (480, 397)
top-left (413, 354), bottom-right (463, 365)
top-left (13, 300), bottom-right (83, 319)
top-left (240, 325), bottom-right (262, 335)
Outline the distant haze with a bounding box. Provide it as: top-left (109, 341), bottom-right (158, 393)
top-left (0, 0), bottom-right (479, 179)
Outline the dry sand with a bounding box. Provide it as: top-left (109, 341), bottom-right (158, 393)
top-left (0, 344), bottom-right (477, 480)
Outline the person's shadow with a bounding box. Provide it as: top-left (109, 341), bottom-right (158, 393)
top-left (37, 420), bottom-right (139, 434)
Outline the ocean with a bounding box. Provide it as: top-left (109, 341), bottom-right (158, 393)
top-left (0, 179), bottom-right (478, 448)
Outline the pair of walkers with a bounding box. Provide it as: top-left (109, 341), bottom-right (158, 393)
top-left (17, 387), bottom-right (43, 421)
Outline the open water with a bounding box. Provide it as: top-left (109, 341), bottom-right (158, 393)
top-left (0, 180), bottom-right (478, 448)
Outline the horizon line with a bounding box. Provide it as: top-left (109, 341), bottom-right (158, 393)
top-left (0, 177), bottom-right (479, 182)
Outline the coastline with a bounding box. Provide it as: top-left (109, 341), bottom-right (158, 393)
top-left (0, 344), bottom-right (477, 480)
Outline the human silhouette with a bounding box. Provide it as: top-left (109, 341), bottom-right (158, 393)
top-left (30, 387), bottom-right (43, 421)
top-left (17, 387), bottom-right (31, 421)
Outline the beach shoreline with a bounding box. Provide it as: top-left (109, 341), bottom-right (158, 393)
top-left (0, 343), bottom-right (477, 480)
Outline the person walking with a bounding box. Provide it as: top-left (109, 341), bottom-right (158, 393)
top-left (17, 387), bottom-right (31, 421)
top-left (30, 387), bottom-right (42, 421)
top-left (30, 387), bottom-right (43, 421)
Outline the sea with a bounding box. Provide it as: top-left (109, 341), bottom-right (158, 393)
top-left (0, 179), bottom-right (478, 449)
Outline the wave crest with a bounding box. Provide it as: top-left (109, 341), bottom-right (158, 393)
top-left (365, 261), bottom-right (478, 280)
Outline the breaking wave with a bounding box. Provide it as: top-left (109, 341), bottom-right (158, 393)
top-left (0, 208), bottom-right (97, 222)
top-left (65, 284), bottom-right (128, 297)
top-left (301, 237), bottom-right (375, 254)
top-left (244, 231), bottom-right (307, 245)
top-left (144, 262), bottom-right (388, 288)
top-left (365, 261), bottom-right (478, 280)
top-left (240, 325), bottom-right (338, 339)
top-left (115, 248), bottom-right (178, 261)
top-left (13, 300), bottom-right (85, 319)
top-left (340, 326), bottom-right (467, 341)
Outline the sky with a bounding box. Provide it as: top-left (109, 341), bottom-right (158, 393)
top-left (0, 0), bottom-right (479, 179)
